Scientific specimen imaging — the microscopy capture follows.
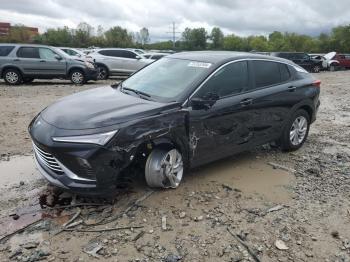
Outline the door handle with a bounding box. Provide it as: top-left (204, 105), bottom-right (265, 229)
top-left (39, 60), bottom-right (46, 62)
top-left (287, 86), bottom-right (297, 92)
top-left (13, 59), bottom-right (20, 61)
top-left (240, 98), bottom-right (253, 106)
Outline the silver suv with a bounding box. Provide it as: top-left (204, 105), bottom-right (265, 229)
top-left (0, 44), bottom-right (98, 85)
top-left (89, 48), bottom-right (153, 79)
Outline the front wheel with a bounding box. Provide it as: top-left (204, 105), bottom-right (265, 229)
top-left (70, 70), bottom-right (85, 85)
top-left (145, 148), bottom-right (184, 189)
top-left (280, 109), bottom-right (310, 151)
top-left (312, 65), bottom-right (320, 73)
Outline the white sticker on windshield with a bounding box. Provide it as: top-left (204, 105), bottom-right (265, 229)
top-left (188, 62), bottom-right (212, 68)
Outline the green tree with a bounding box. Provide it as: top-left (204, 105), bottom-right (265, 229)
top-left (104, 26), bottom-right (133, 47)
top-left (223, 34), bottom-right (245, 51)
top-left (182, 27), bottom-right (207, 50)
top-left (211, 27), bottom-right (224, 49)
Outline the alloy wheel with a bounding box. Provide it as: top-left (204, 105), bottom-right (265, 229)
top-left (71, 71), bottom-right (84, 84)
top-left (313, 66), bottom-right (320, 73)
top-left (5, 71), bottom-right (19, 84)
top-left (97, 67), bottom-right (107, 80)
top-left (289, 116), bottom-right (308, 146)
top-left (145, 148), bottom-right (184, 188)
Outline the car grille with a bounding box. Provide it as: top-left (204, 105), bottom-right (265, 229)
top-left (33, 143), bottom-right (64, 174)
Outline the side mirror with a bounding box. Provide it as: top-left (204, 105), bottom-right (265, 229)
top-left (55, 55), bottom-right (62, 60)
top-left (190, 93), bottom-right (219, 110)
top-left (135, 56), bottom-right (141, 60)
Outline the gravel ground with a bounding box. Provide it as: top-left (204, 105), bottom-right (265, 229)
top-left (0, 72), bottom-right (350, 261)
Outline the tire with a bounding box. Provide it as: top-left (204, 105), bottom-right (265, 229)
top-left (145, 148), bottom-right (184, 189)
top-left (280, 109), bottom-right (310, 151)
top-left (312, 65), bottom-right (320, 73)
top-left (69, 70), bottom-right (85, 85)
top-left (23, 78), bottom-right (34, 84)
top-left (3, 68), bottom-right (22, 85)
top-left (96, 65), bottom-right (108, 80)
top-left (329, 64), bottom-right (337, 72)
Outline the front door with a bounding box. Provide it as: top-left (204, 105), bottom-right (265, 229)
top-left (37, 47), bottom-right (66, 76)
top-left (188, 60), bottom-right (255, 167)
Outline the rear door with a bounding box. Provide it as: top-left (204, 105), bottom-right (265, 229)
top-left (246, 60), bottom-right (299, 145)
top-left (15, 47), bottom-right (41, 76)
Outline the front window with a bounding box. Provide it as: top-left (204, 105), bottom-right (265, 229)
top-left (121, 58), bottom-right (211, 101)
top-left (39, 48), bottom-right (58, 60)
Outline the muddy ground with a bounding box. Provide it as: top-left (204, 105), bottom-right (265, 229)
top-left (0, 73), bottom-right (349, 262)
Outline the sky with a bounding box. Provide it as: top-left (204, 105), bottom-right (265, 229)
top-left (1, 0), bottom-right (350, 42)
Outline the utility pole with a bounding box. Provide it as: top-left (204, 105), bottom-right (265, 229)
top-left (166, 22), bottom-right (181, 49)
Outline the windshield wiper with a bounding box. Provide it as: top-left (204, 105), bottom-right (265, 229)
top-left (122, 87), bottom-right (151, 98)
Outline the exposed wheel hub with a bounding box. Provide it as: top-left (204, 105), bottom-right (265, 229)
top-left (290, 116), bottom-right (308, 146)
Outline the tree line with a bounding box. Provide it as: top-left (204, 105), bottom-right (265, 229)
top-left (1, 22), bottom-right (350, 53)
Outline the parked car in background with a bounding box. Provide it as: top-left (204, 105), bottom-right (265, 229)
top-left (29, 51), bottom-right (320, 194)
top-left (142, 52), bottom-right (168, 60)
top-left (271, 52), bottom-right (323, 73)
top-left (89, 48), bottom-right (153, 79)
top-left (310, 52), bottom-right (340, 71)
top-left (0, 44), bottom-right (98, 85)
top-left (59, 47), bottom-right (94, 63)
top-left (128, 48), bottom-right (145, 54)
top-left (334, 54), bottom-right (350, 69)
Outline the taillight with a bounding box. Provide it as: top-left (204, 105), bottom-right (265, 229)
top-left (312, 80), bottom-right (321, 87)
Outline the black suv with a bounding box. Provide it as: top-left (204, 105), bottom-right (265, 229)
top-left (0, 44), bottom-right (98, 85)
top-left (29, 51), bottom-right (320, 194)
top-left (271, 52), bottom-right (323, 73)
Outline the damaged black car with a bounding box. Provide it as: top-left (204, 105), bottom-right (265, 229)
top-left (29, 51), bottom-right (320, 194)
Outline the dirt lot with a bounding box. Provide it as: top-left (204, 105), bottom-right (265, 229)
top-left (0, 73), bottom-right (349, 262)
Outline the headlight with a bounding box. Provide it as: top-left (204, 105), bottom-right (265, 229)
top-left (52, 130), bottom-right (117, 145)
top-left (85, 61), bottom-right (95, 69)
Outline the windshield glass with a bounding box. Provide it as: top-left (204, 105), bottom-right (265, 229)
top-left (121, 58), bottom-right (211, 101)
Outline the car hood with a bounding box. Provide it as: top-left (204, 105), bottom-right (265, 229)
top-left (41, 86), bottom-right (179, 130)
top-left (324, 51), bottom-right (336, 60)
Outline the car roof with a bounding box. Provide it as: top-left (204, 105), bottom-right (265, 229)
top-left (168, 51), bottom-right (291, 65)
top-left (0, 43), bottom-right (56, 48)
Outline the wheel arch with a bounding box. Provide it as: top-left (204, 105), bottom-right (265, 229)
top-left (68, 67), bottom-right (85, 77)
top-left (1, 66), bottom-right (24, 78)
top-left (95, 63), bottom-right (110, 74)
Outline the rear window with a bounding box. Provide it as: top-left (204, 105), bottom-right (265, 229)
top-left (279, 63), bottom-right (291, 82)
top-left (0, 46), bottom-right (15, 56)
top-left (98, 50), bottom-right (136, 59)
top-left (17, 47), bottom-right (40, 58)
top-left (252, 61), bottom-right (290, 88)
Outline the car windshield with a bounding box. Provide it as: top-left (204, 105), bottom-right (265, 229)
top-left (121, 58), bottom-right (211, 101)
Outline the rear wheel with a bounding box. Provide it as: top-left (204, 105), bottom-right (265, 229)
top-left (4, 69), bottom-right (22, 85)
top-left (280, 109), bottom-right (310, 151)
top-left (70, 70), bottom-right (85, 85)
top-left (96, 65), bottom-right (108, 80)
top-left (145, 148), bottom-right (184, 189)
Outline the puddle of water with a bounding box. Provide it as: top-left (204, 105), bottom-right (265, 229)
top-left (0, 155), bottom-right (40, 188)
top-left (188, 154), bottom-right (295, 203)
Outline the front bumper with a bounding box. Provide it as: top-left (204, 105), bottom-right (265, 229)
top-left (29, 117), bottom-right (131, 196)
